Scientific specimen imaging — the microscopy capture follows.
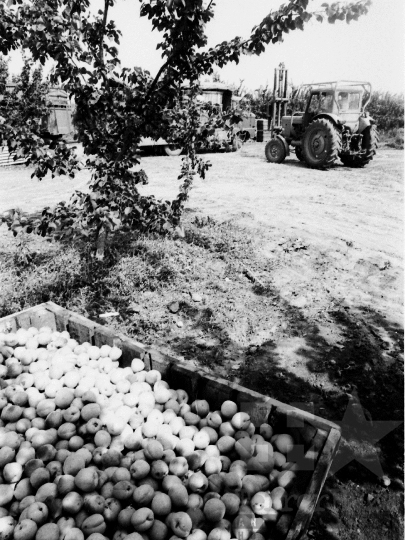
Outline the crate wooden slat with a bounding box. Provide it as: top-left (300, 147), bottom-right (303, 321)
top-left (0, 302), bottom-right (342, 540)
top-left (285, 427), bottom-right (341, 540)
top-left (0, 147), bottom-right (27, 166)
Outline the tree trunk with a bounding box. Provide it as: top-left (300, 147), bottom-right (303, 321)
top-left (95, 227), bottom-right (107, 260)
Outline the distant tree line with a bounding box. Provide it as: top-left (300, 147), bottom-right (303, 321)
top-left (367, 90), bottom-right (404, 131)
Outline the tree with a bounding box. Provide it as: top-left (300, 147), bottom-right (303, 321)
top-left (0, 57), bottom-right (51, 165)
top-left (0, 56), bottom-right (8, 94)
top-left (0, 0), bottom-right (372, 257)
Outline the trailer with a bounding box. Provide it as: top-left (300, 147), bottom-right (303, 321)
top-left (1, 84), bottom-right (74, 166)
top-left (197, 82), bottom-right (264, 142)
top-left (139, 82), bottom-right (263, 155)
top-left (5, 82), bottom-right (73, 139)
top-left (43, 87), bottom-right (74, 138)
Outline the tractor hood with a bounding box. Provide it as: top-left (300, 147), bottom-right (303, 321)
top-left (281, 114), bottom-right (303, 126)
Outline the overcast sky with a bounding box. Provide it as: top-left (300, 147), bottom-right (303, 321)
top-left (7, 0), bottom-right (405, 94)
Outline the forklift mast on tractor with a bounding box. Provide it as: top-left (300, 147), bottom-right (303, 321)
top-left (265, 65), bottom-right (378, 169)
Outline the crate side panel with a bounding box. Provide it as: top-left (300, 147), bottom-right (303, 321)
top-left (234, 385), bottom-right (273, 428)
top-left (15, 312), bottom-right (33, 330)
top-left (43, 302), bottom-right (70, 332)
top-left (197, 375), bottom-right (235, 412)
top-left (275, 514), bottom-right (295, 540)
top-left (0, 304), bottom-right (48, 331)
top-left (285, 427), bottom-right (341, 540)
top-left (0, 314), bottom-right (18, 332)
top-left (310, 429), bottom-right (329, 453)
top-left (268, 408), bottom-right (303, 448)
top-left (150, 356), bottom-right (173, 379)
top-left (67, 315), bottom-right (97, 344)
top-left (269, 408), bottom-right (330, 452)
top-left (116, 335), bottom-right (146, 370)
top-left (94, 326), bottom-right (119, 348)
top-left (283, 409), bottom-right (336, 436)
top-left (148, 348), bottom-right (173, 379)
top-left (242, 389), bottom-right (340, 434)
top-left (169, 364), bottom-right (201, 402)
top-left (281, 468), bottom-right (313, 537)
top-left (30, 307), bottom-right (57, 331)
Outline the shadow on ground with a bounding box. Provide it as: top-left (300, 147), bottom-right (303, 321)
top-left (168, 281), bottom-right (404, 473)
top-left (166, 283), bottom-right (404, 540)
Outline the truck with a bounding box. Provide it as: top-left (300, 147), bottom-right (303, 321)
top-left (196, 82), bottom-right (265, 143)
top-left (139, 81), bottom-right (264, 155)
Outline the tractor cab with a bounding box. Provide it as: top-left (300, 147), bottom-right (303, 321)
top-left (301, 81), bottom-right (371, 132)
top-left (302, 89), bottom-right (334, 126)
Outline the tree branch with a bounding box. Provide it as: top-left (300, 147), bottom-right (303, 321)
top-left (143, 57), bottom-right (172, 104)
top-left (99, 0), bottom-right (110, 65)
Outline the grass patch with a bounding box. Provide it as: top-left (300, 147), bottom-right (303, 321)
top-left (379, 128), bottom-right (404, 150)
top-left (0, 214), bottom-right (263, 348)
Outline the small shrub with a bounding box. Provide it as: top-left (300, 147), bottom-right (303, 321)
top-left (380, 128), bottom-right (404, 150)
top-left (367, 91), bottom-right (404, 132)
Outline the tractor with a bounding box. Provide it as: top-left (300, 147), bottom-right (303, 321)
top-left (265, 66), bottom-right (378, 169)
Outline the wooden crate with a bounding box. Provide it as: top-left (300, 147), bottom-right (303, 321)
top-left (0, 302), bottom-right (341, 540)
top-left (0, 147), bottom-right (27, 167)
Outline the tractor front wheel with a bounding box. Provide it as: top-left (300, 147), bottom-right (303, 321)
top-left (340, 125), bottom-right (378, 168)
top-left (302, 118), bottom-right (341, 169)
top-left (265, 139), bottom-right (287, 164)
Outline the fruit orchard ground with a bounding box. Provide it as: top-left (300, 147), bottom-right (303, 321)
top-left (0, 142), bottom-right (403, 540)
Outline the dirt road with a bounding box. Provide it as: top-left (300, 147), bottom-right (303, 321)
top-left (140, 144), bottom-right (404, 324)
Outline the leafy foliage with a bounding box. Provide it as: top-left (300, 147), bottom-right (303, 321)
top-left (367, 91), bottom-right (404, 132)
top-left (239, 86), bottom-right (274, 121)
top-left (0, 0), bottom-right (372, 257)
top-left (0, 56), bottom-right (8, 93)
top-left (0, 57), bottom-right (81, 178)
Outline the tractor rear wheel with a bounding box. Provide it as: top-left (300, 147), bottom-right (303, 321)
top-left (340, 125), bottom-right (378, 168)
top-left (302, 118), bottom-right (341, 169)
top-left (265, 139), bottom-right (287, 164)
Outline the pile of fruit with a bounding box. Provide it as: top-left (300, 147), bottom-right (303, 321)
top-left (0, 325), bottom-right (304, 540)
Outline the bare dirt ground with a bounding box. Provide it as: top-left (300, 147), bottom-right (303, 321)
top-left (0, 142), bottom-right (403, 539)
